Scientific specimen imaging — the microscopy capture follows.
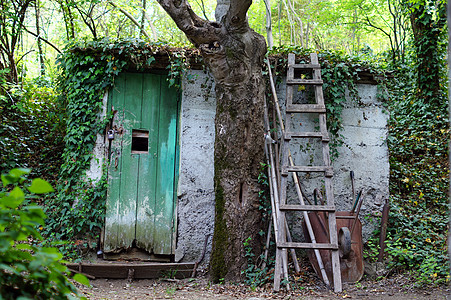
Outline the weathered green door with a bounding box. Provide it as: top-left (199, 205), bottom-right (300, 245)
top-left (104, 73), bottom-right (179, 256)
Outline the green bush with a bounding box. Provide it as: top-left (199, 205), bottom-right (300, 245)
top-left (0, 168), bottom-right (88, 299)
top-left (0, 74), bottom-right (65, 184)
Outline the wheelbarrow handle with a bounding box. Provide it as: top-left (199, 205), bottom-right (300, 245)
top-left (351, 190), bottom-right (362, 213)
top-left (351, 190), bottom-right (366, 236)
top-left (350, 171), bottom-right (356, 207)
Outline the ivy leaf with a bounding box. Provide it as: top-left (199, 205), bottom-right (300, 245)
top-left (73, 273), bottom-right (91, 286)
top-left (1, 174), bottom-right (15, 186)
top-left (27, 178), bottom-right (54, 194)
top-left (10, 168), bottom-right (31, 178)
top-left (146, 57), bottom-right (155, 66)
top-left (2, 187), bottom-right (25, 209)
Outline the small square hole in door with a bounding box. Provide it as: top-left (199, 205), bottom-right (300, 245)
top-left (132, 129), bottom-right (149, 153)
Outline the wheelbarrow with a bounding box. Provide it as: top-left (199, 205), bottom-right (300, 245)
top-left (302, 210), bottom-right (364, 283)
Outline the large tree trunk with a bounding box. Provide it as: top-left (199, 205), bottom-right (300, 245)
top-left (409, 0), bottom-right (446, 103)
top-left (156, 0), bottom-right (266, 281)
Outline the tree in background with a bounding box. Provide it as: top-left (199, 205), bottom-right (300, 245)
top-left (406, 0), bottom-right (446, 103)
top-left (0, 0), bottom-right (33, 83)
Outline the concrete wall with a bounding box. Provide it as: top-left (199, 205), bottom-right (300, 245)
top-left (88, 70), bottom-right (388, 264)
top-left (175, 70), bottom-right (216, 263)
top-left (334, 84), bottom-right (389, 238)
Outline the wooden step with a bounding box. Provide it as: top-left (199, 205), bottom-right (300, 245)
top-left (281, 165), bottom-right (333, 177)
top-left (286, 78), bottom-right (323, 85)
top-left (288, 63), bottom-right (321, 70)
top-left (279, 204), bottom-right (336, 211)
top-left (66, 262), bottom-right (195, 279)
top-left (286, 104), bottom-right (326, 113)
top-left (278, 242), bottom-right (338, 250)
top-left (284, 132), bottom-right (330, 142)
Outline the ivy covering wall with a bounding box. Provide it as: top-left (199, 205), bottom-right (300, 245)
top-left (45, 39), bottom-right (194, 255)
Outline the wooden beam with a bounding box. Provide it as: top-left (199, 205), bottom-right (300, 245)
top-left (66, 262), bottom-right (195, 279)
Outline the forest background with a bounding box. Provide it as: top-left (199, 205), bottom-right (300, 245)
top-left (0, 0), bottom-right (449, 294)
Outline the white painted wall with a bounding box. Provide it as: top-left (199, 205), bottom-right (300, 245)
top-left (176, 70), bottom-right (216, 263)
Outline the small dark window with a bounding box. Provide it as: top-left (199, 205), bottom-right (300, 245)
top-left (132, 130), bottom-right (149, 153)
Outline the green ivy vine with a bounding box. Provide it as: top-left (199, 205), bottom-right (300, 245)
top-left (45, 38), bottom-right (194, 257)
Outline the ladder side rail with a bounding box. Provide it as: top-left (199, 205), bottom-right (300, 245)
top-left (286, 54), bottom-right (295, 106)
top-left (310, 52), bottom-right (343, 293)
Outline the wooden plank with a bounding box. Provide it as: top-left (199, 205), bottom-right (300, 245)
top-left (135, 73), bottom-right (161, 253)
top-left (132, 131), bottom-right (149, 138)
top-left (153, 77), bottom-right (179, 255)
top-left (286, 54), bottom-right (295, 107)
top-left (286, 78), bottom-right (323, 85)
top-left (279, 204), bottom-right (336, 212)
top-left (67, 263), bottom-right (195, 279)
top-left (104, 73), bottom-right (126, 252)
top-left (117, 73), bottom-right (142, 249)
top-left (287, 53), bottom-right (295, 80)
top-left (329, 211), bottom-right (342, 292)
top-left (286, 104), bottom-right (326, 113)
top-left (282, 165), bottom-right (333, 174)
top-left (277, 242), bottom-right (338, 250)
top-left (288, 63), bottom-right (321, 69)
top-left (284, 131), bottom-right (329, 141)
top-left (311, 53), bottom-right (326, 107)
top-left (336, 215), bottom-right (356, 219)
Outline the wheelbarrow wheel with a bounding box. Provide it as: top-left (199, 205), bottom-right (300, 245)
top-left (339, 227), bottom-right (352, 258)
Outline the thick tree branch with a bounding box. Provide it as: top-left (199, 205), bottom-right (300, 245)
top-left (22, 26), bottom-right (61, 53)
top-left (156, 0), bottom-right (219, 46)
top-left (226, 0), bottom-right (251, 29)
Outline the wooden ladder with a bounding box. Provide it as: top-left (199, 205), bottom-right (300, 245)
top-left (272, 53), bottom-right (342, 293)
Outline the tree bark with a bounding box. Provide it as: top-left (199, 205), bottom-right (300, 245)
top-left (156, 0), bottom-right (267, 281)
top-left (140, 0), bottom-right (146, 38)
top-left (263, 0), bottom-right (274, 48)
top-left (0, 0), bottom-right (32, 83)
top-left (35, 0), bottom-right (45, 76)
top-left (408, 0), bottom-right (446, 103)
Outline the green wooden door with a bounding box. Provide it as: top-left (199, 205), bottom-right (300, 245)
top-left (104, 73), bottom-right (179, 256)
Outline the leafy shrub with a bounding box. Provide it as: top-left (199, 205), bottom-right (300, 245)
top-left (0, 168), bottom-right (88, 299)
top-left (241, 236), bottom-right (273, 289)
top-left (0, 74), bottom-right (65, 184)
top-left (381, 51), bottom-right (449, 285)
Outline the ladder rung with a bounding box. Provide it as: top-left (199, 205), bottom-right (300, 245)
top-left (288, 63), bottom-right (321, 70)
top-left (287, 79), bottom-right (323, 85)
top-left (285, 132), bottom-right (330, 141)
top-left (282, 166), bottom-right (333, 177)
top-left (279, 204), bottom-right (336, 212)
top-left (278, 242), bottom-right (338, 250)
top-left (286, 104), bottom-right (326, 113)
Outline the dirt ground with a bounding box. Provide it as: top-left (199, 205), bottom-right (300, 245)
top-left (77, 273), bottom-right (450, 300)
